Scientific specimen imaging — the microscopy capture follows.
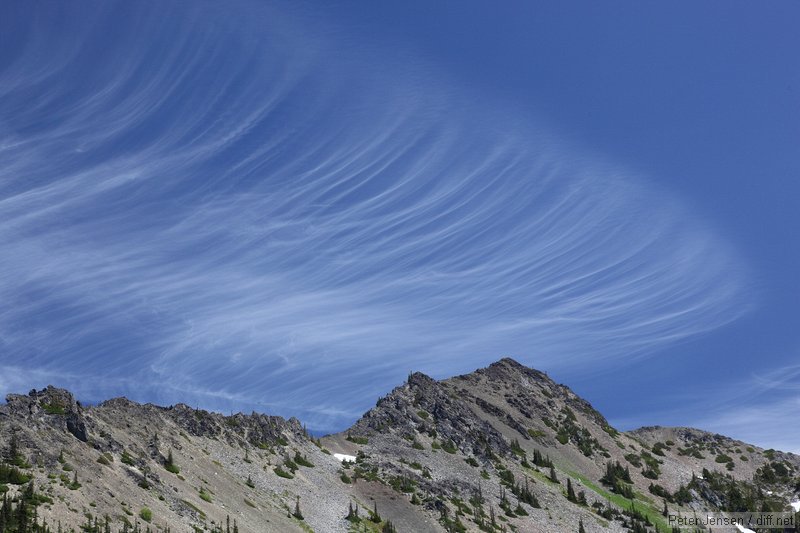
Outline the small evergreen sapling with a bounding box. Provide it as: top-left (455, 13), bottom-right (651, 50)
top-left (165, 449), bottom-right (180, 474)
top-left (293, 495), bottom-right (303, 520)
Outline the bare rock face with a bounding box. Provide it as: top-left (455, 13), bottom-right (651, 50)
top-left (165, 403), bottom-right (305, 446)
top-left (5, 385), bottom-right (89, 442)
top-left (352, 370), bottom-right (510, 460)
top-left (472, 357), bottom-right (611, 429)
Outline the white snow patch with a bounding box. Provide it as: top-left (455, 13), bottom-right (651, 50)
top-left (333, 453), bottom-right (357, 462)
top-left (791, 500), bottom-right (800, 512)
top-left (736, 525), bottom-right (756, 533)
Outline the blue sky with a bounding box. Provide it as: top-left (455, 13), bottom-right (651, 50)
top-left (1, 1), bottom-right (798, 450)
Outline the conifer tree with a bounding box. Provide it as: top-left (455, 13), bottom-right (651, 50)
top-left (293, 496), bottom-right (303, 520)
top-left (346, 501), bottom-right (359, 521)
top-left (567, 478), bottom-right (577, 502)
top-left (164, 449), bottom-right (179, 474)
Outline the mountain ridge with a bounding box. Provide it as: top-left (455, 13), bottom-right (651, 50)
top-left (1, 358), bottom-right (798, 532)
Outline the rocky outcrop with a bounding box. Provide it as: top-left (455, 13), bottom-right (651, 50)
top-left (4, 385), bottom-right (89, 442)
top-left (166, 403), bottom-right (305, 446)
top-left (352, 370), bottom-right (510, 460)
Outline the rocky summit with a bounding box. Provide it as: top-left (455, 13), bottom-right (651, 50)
top-left (1, 359), bottom-right (798, 533)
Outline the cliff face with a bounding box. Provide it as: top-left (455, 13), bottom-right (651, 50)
top-left (1, 359), bottom-right (798, 533)
top-left (5, 386), bottom-right (89, 442)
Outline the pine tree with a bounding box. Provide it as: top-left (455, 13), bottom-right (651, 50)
top-left (346, 501), bottom-right (359, 521)
top-left (578, 518), bottom-right (586, 533)
top-left (533, 448), bottom-right (542, 466)
top-left (293, 496), bottom-right (304, 520)
top-left (517, 475), bottom-right (540, 508)
top-left (550, 465), bottom-right (559, 483)
top-left (567, 478), bottom-right (577, 502)
top-left (370, 501), bottom-right (381, 523)
top-left (165, 449), bottom-right (179, 473)
top-left (514, 495), bottom-right (528, 517)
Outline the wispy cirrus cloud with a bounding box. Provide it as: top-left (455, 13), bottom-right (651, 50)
top-left (611, 357), bottom-right (800, 453)
top-left (0, 1), bottom-right (750, 430)
top-left (700, 359), bottom-right (800, 453)
top-left (696, 397), bottom-right (800, 455)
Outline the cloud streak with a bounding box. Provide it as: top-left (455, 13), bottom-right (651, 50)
top-left (0, 1), bottom-right (750, 430)
top-left (610, 357), bottom-right (800, 453)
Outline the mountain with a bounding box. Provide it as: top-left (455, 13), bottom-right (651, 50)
top-left (1, 358), bottom-right (798, 533)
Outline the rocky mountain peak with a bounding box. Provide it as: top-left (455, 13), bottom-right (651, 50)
top-left (477, 356), bottom-right (554, 385)
top-left (6, 385), bottom-right (80, 412)
top-left (405, 371), bottom-right (437, 389)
